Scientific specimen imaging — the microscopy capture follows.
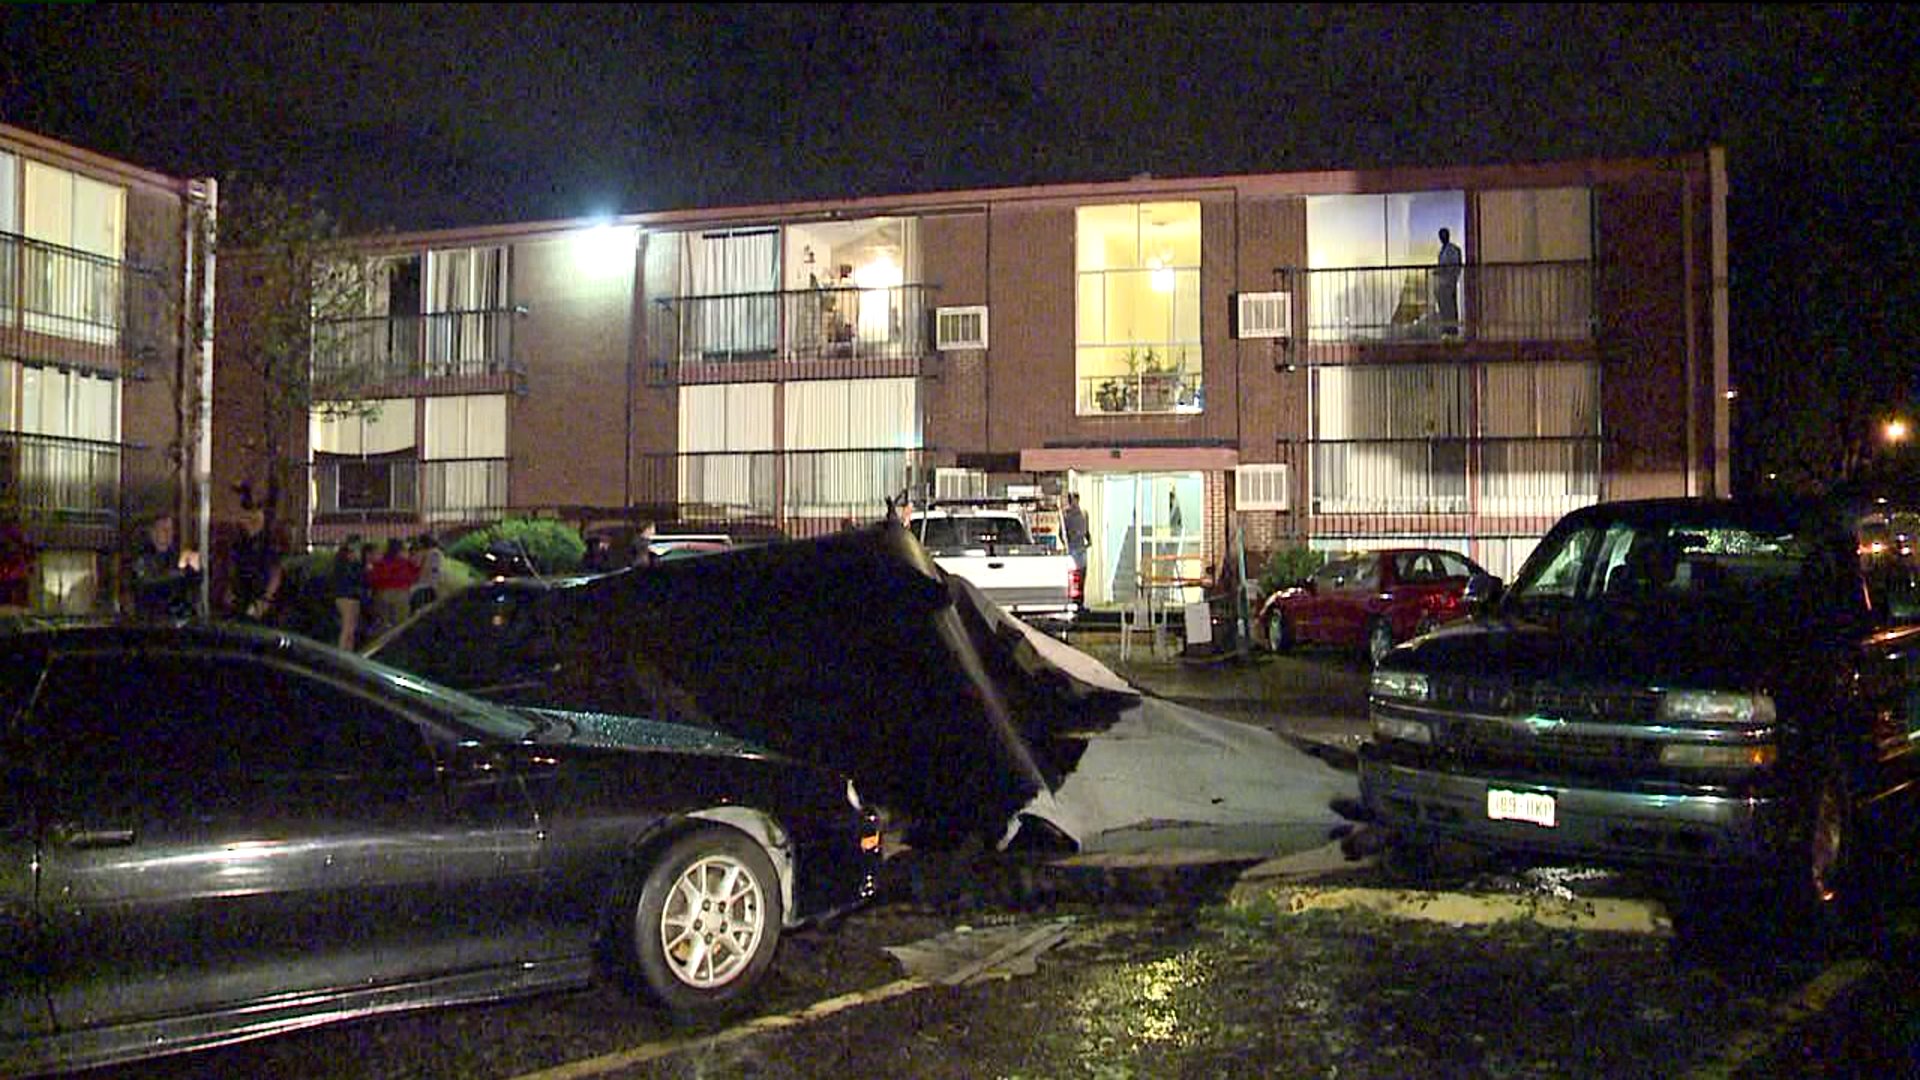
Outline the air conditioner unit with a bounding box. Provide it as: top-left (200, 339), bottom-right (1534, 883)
top-left (934, 306), bottom-right (989, 350)
top-left (934, 467), bottom-right (989, 500)
top-left (1235, 463), bottom-right (1291, 511)
top-left (1233, 291), bottom-right (1292, 340)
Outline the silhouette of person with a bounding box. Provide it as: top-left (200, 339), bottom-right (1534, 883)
top-left (1435, 227), bottom-right (1464, 335)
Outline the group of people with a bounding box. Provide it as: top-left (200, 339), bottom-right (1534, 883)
top-left (327, 534), bottom-right (444, 651)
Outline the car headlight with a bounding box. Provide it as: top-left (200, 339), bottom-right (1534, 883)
top-left (1372, 715), bottom-right (1433, 745)
top-left (1658, 742), bottom-right (1778, 769)
top-left (1657, 690), bottom-right (1776, 726)
top-left (1370, 670), bottom-right (1431, 703)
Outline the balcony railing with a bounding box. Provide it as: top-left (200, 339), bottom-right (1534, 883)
top-left (1078, 370), bottom-right (1205, 415)
top-left (1294, 261), bottom-right (1595, 362)
top-left (0, 430), bottom-right (123, 522)
top-left (310, 308), bottom-right (520, 393)
top-left (650, 285), bottom-right (932, 382)
top-left (1306, 436), bottom-right (1600, 533)
top-left (634, 448), bottom-right (935, 538)
top-left (0, 231), bottom-right (165, 375)
top-left (309, 456), bottom-right (508, 525)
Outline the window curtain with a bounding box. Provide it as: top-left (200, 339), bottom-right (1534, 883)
top-left (424, 247), bottom-right (510, 373)
top-left (690, 230), bottom-right (778, 358)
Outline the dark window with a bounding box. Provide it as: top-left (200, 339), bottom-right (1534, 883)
top-left (31, 652), bottom-right (429, 780)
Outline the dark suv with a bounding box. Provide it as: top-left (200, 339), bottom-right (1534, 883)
top-left (1360, 496), bottom-right (1920, 919)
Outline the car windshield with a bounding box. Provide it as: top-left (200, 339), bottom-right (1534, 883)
top-left (1503, 511), bottom-right (1839, 620)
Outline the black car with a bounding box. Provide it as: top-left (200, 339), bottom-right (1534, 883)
top-left (1361, 495), bottom-right (1920, 922)
top-left (1, 621), bottom-right (880, 1077)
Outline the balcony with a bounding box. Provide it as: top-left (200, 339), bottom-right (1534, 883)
top-left (0, 430), bottom-right (123, 525)
top-left (633, 447), bottom-right (934, 538)
top-left (309, 456), bottom-right (509, 526)
top-left (309, 308), bottom-right (523, 399)
top-left (0, 230), bottom-right (166, 376)
top-left (1291, 261), bottom-right (1595, 365)
top-left (1078, 370), bottom-right (1205, 416)
top-left (649, 285), bottom-right (932, 384)
top-left (1298, 435), bottom-right (1601, 536)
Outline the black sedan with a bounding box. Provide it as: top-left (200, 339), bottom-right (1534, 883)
top-left (0, 621), bottom-right (880, 1077)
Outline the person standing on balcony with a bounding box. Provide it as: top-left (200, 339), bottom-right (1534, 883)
top-left (1434, 227), bottom-right (1464, 336)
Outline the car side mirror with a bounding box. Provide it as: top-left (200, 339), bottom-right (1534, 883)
top-left (1463, 572), bottom-right (1504, 612)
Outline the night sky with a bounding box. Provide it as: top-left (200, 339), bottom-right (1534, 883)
top-left (4, 3), bottom-right (1917, 484)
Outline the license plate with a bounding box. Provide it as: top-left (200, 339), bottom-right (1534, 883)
top-left (1487, 788), bottom-right (1557, 828)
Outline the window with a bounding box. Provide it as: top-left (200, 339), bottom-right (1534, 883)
top-left (424, 246), bottom-right (511, 375)
top-left (33, 653), bottom-right (430, 780)
top-left (686, 229), bottom-right (778, 358)
top-left (1305, 192), bottom-right (1464, 342)
top-left (1477, 188), bottom-right (1594, 340)
top-left (1076, 202), bottom-right (1202, 414)
top-left (423, 395), bottom-right (507, 519)
top-left (19, 160), bottom-right (125, 341)
top-left (311, 403), bottom-right (419, 514)
top-left (1479, 363), bottom-right (1601, 517)
top-left (1311, 365), bottom-right (1468, 515)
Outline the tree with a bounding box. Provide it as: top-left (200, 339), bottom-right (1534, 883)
top-left (220, 183), bottom-right (386, 534)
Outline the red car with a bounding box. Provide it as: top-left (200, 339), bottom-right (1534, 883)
top-left (1256, 548), bottom-right (1487, 664)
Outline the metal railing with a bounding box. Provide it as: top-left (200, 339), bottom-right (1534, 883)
top-left (1078, 370), bottom-right (1205, 415)
top-left (1306, 436), bottom-right (1601, 527)
top-left (309, 456), bottom-right (508, 524)
top-left (634, 447), bottom-right (936, 537)
top-left (1296, 261), bottom-right (1595, 357)
top-left (0, 430), bottom-right (123, 521)
top-left (650, 284), bottom-right (932, 380)
top-left (0, 231), bottom-right (166, 375)
top-left (310, 308), bottom-right (519, 387)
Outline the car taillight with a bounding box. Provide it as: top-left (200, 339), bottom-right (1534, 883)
top-left (1069, 567), bottom-right (1085, 602)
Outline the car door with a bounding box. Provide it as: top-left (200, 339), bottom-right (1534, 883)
top-left (1324, 555), bottom-right (1383, 648)
top-left (28, 645), bottom-right (545, 1036)
top-left (1293, 557), bottom-right (1352, 644)
top-left (0, 648), bottom-right (52, 1048)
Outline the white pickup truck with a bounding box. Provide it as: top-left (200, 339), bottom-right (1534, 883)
top-left (909, 504), bottom-right (1080, 630)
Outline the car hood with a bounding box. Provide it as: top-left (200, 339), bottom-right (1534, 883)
top-left (1392, 602), bottom-right (1845, 691)
top-left (497, 520), bottom-right (1064, 840)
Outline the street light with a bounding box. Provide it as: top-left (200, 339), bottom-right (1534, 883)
top-left (1885, 418), bottom-right (1910, 446)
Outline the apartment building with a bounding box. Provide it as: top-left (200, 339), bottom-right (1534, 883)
top-left (218, 150), bottom-right (1728, 613)
top-left (0, 123), bottom-right (214, 614)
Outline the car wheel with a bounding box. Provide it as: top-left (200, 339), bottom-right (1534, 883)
top-left (1266, 612), bottom-right (1295, 652)
top-left (1366, 619), bottom-right (1396, 665)
top-left (608, 825), bottom-right (784, 1013)
top-left (1778, 759), bottom-right (1871, 950)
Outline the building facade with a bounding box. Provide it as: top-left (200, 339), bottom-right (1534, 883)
top-left (0, 124), bottom-right (215, 614)
top-left (219, 151), bottom-right (1729, 611)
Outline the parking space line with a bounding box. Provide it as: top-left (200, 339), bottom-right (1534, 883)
top-left (505, 978), bottom-right (931, 1080)
top-left (1681, 958), bottom-right (1877, 1080)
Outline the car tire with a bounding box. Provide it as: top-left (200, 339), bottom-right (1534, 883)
top-left (1266, 612), bottom-right (1295, 653)
top-left (1777, 757), bottom-right (1872, 951)
top-left (607, 825), bottom-right (784, 1013)
top-left (1366, 619), bottom-right (1396, 666)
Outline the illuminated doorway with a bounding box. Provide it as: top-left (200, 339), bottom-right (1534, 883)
top-left (1074, 470), bottom-right (1205, 610)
